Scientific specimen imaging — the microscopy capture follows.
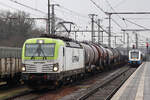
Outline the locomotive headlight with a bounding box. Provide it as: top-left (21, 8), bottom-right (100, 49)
top-left (37, 40), bottom-right (44, 44)
top-left (53, 63), bottom-right (59, 72)
top-left (22, 66), bottom-right (26, 72)
top-left (53, 67), bottom-right (58, 72)
top-left (21, 64), bottom-right (26, 72)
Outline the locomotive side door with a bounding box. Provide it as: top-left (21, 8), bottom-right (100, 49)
top-left (58, 46), bottom-right (65, 72)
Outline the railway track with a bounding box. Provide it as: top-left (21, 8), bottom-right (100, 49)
top-left (60, 65), bottom-right (136, 100)
top-left (11, 90), bottom-right (46, 100)
top-left (9, 86), bottom-right (79, 100)
top-left (76, 67), bottom-right (136, 100)
top-left (1, 64), bottom-right (133, 100)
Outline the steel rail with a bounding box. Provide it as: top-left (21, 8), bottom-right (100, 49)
top-left (77, 67), bottom-right (132, 100)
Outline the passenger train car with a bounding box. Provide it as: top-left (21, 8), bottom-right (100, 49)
top-left (128, 49), bottom-right (143, 66)
top-left (21, 35), bottom-right (127, 89)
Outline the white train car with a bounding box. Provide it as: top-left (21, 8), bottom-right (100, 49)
top-left (128, 49), bottom-right (143, 66)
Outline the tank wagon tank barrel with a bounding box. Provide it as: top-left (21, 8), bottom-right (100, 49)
top-left (92, 43), bottom-right (103, 65)
top-left (90, 44), bottom-right (99, 64)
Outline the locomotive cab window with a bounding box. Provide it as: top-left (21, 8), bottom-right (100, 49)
top-left (131, 52), bottom-right (139, 59)
top-left (25, 43), bottom-right (55, 57)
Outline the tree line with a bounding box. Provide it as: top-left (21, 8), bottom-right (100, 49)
top-left (0, 11), bottom-right (46, 47)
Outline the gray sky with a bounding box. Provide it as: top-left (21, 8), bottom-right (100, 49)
top-left (1, 0), bottom-right (150, 47)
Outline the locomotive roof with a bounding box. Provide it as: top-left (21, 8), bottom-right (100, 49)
top-left (24, 38), bottom-right (65, 45)
top-left (129, 49), bottom-right (141, 52)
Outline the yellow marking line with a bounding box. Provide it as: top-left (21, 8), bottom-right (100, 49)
top-left (111, 63), bottom-right (145, 100)
top-left (135, 62), bottom-right (147, 100)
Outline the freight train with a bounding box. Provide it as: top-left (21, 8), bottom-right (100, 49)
top-left (21, 35), bottom-right (127, 89)
top-left (128, 49), bottom-right (144, 67)
top-left (0, 47), bottom-right (22, 85)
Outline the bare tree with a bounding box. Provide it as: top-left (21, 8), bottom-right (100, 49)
top-left (0, 11), bottom-right (43, 47)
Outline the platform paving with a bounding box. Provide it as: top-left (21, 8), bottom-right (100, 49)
top-left (111, 62), bottom-right (150, 100)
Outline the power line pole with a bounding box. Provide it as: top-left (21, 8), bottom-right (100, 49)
top-left (102, 32), bottom-right (104, 44)
top-left (75, 31), bottom-right (77, 40)
top-left (135, 32), bottom-right (138, 49)
top-left (51, 4), bottom-right (59, 34)
top-left (126, 33), bottom-right (129, 54)
top-left (108, 14), bottom-right (112, 47)
top-left (114, 36), bottom-right (117, 47)
top-left (98, 19), bottom-right (102, 44)
top-left (113, 36), bottom-right (122, 47)
top-left (123, 30), bottom-right (126, 43)
top-left (48, 0), bottom-right (50, 34)
top-left (89, 14), bottom-right (97, 42)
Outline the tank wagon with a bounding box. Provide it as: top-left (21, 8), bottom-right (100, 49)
top-left (0, 47), bottom-right (22, 85)
top-left (21, 35), bottom-right (127, 89)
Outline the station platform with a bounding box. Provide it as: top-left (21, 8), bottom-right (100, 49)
top-left (111, 62), bottom-right (149, 100)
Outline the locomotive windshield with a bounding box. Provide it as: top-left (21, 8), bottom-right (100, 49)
top-left (131, 52), bottom-right (139, 59)
top-left (25, 43), bottom-right (55, 57)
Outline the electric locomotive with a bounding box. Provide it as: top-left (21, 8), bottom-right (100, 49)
top-left (21, 37), bottom-right (85, 88)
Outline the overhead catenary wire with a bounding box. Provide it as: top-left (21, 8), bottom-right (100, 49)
top-left (9, 0), bottom-right (65, 21)
top-left (10, 0), bottom-right (47, 15)
top-left (90, 0), bottom-right (106, 14)
top-left (47, 0), bottom-right (89, 22)
top-left (105, 0), bottom-right (122, 19)
top-left (0, 1), bottom-right (39, 17)
top-left (55, 8), bottom-right (89, 24)
top-left (58, 5), bottom-right (89, 19)
top-left (123, 19), bottom-right (128, 27)
top-left (114, 0), bottom-right (127, 8)
top-left (51, 0), bottom-right (90, 19)
top-left (125, 18), bottom-right (150, 20)
top-left (55, 6), bottom-right (90, 24)
top-left (54, 5), bottom-right (93, 31)
top-left (104, 0), bottom-right (128, 28)
top-left (111, 18), bottom-right (123, 29)
top-left (122, 18), bottom-right (149, 29)
top-left (90, 0), bottom-right (126, 33)
top-left (93, 20), bottom-right (109, 34)
top-left (0, 1), bottom-right (18, 11)
top-left (43, 0), bottom-right (90, 29)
